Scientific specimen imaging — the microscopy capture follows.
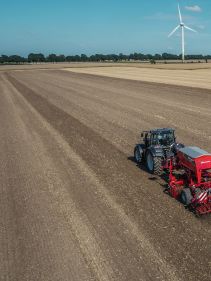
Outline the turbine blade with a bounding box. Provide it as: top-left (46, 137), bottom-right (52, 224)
top-left (168, 25), bottom-right (180, 37)
top-left (178, 4), bottom-right (182, 23)
top-left (184, 25), bottom-right (197, 33)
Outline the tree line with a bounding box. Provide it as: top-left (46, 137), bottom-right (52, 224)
top-left (0, 52), bottom-right (211, 64)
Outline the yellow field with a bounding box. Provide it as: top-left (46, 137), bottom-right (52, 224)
top-left (1, 62), bottom-right (211, 89)
top-left (65, 65), bottom-right (211, 90)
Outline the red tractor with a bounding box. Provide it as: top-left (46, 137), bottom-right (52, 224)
top-left (134, 129), bottom-right (211, 215)
top-left (165, 146), bottom-right (211, 215)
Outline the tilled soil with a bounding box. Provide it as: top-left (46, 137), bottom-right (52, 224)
top-left (0, 70), bottom-right (210, 281)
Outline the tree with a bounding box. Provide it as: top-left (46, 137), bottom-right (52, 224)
top-left (8, 55), bottom-right (25, 63)
top-left (57, 55), bottom-right (66, 62)
top-left (47, 54), bottom-right (57, 62)
top-left (154, 54), bottom-right (162, 60)
top-left (0, 52), bottom-right (210, 64)
top-left (28, 53), bottom-right (45, 63)
top-left (66, 56), bottom-right (75, 62)
top-left (81, 54), bottom-right (88, 62)
top-left (0, 55), bottom-right (9, 63)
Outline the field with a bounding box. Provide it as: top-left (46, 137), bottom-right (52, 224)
top-left (0, 65), bottom-right (211, 281)
top-left (1, 61), bottom-right (211, 71)
top-left (65, 64), bottom-right (211, 89)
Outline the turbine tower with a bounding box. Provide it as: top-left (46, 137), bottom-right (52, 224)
top-left (168, 4), bottom-right (197, 62)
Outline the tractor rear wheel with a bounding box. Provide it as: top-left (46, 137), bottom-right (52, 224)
top-left (146, 151), bottom-right (163, 175)
top-left (181, 188), bottom-right (193, 205)
top-left (134, 145), bottom-right (142, 164)
top-left (153, 157), bottom-right (163, 175)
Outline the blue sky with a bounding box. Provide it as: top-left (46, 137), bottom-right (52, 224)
top-left (0, 0), bottom-right (210, 56)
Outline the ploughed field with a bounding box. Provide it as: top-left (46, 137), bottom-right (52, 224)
top-left (0, 69), bottom-right (211, 281)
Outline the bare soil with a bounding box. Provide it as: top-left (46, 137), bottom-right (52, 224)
top-left (0, 69), bottom-right (210, 281)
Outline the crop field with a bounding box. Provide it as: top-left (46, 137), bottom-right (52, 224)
top-left (1, 61), bottom-right (211, 71)
top-left (65, 64), bottom-right (211, 89)
top-left (0, 66), bottom-right (211, 281)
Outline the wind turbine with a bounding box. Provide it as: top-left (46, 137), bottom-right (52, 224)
top-left (168, 4), bottom-right (197, 62)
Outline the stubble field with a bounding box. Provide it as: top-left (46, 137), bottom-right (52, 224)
top-left (65, 64), bottom-right (211, 89)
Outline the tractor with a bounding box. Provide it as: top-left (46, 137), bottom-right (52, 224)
top-left (134, 128), bottom-right (211, 215)
top-left (134, 128), bottom-right (182, 175)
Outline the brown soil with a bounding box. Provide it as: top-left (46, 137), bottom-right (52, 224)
top-left (0, 70), bottom-right (210, 281)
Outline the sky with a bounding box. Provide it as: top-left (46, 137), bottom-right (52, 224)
top-left (0, 0), bottom-right (210, 56)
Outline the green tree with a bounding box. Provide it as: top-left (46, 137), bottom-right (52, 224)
top-left (28, 53), bottom-right (45, 63)
top-left (81, 54), bottom-right (88, 62)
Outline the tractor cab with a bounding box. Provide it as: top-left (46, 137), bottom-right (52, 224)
top-left (141, 128), bottom-right (175, 148)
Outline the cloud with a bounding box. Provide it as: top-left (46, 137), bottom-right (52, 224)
top-left (197, 24), bottom-right (205, 30)
top-left (185, 5), bottom-right (202, 12)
